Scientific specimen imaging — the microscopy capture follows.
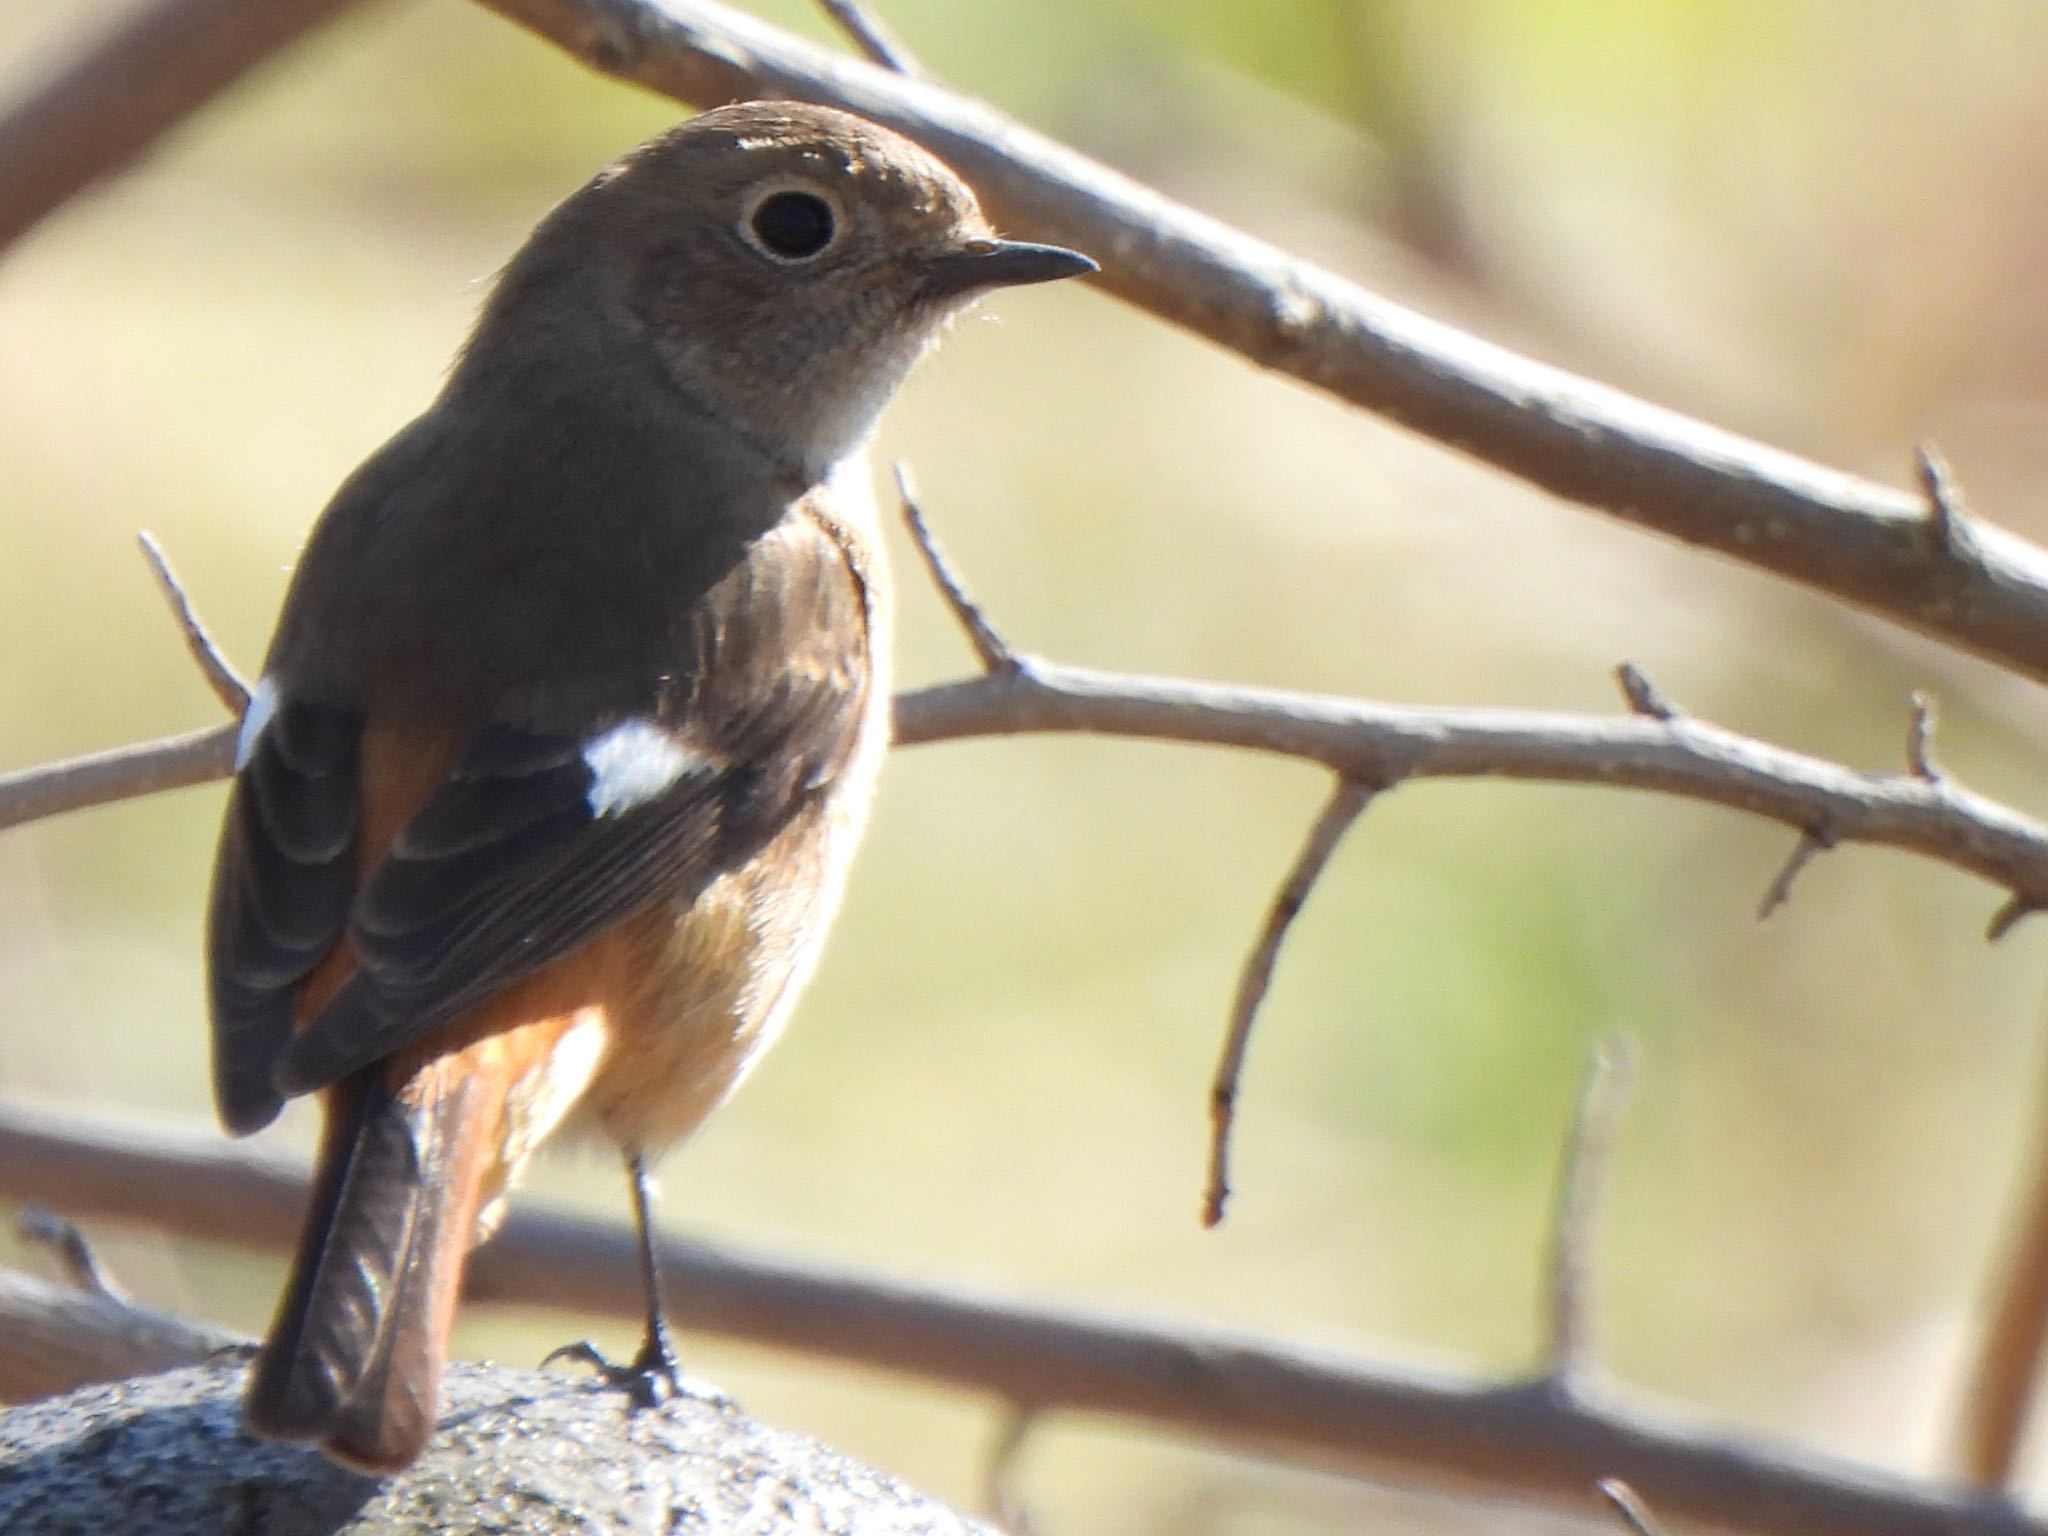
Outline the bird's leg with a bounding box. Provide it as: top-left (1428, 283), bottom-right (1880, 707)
top-left (543, 1149), bottom-right (722, 1409)
top-left (624, 1148), bottom-right (684, 1395)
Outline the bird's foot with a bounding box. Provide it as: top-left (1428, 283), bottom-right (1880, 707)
top-left (541, 1333), bottom-right (730, 1411)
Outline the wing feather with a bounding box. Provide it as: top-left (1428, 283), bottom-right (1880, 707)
top-left (207, 701), bottom-right (363, 1134)
top-left (271, 512), bottom-right (873, 1099)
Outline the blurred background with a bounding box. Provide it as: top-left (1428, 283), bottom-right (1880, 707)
top-left (6, 0), bottom-right (2048, 1529)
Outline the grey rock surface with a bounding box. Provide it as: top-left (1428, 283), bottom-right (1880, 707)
top-left (0, 1358), bottom-right (992, 1534)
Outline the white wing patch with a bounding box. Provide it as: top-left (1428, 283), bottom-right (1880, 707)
top-left (582, 720), bottom-right (696, 817)
top-left (234, 675), bottom-right (279, 772)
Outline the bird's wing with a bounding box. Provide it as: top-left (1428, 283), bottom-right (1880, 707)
top-left (210, 510), bottom-right (874, 1117)
top-left (208, 694), bottom-right (363, 1133)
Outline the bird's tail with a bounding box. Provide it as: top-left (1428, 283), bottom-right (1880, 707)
top-left (243, 1057), bottom-right (500, 1472)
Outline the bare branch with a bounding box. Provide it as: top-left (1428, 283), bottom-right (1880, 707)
top-left (1544, 1036), bottom-right (1636, 1383)
top-left (815, 0), bottom-right (921, 76)
top-left (0, 1266), bottom-right (237, 1403)
top-left (1599, 1479), bottom-right (1674, 1536)
top-left (9, 656), bottom-right (2048, 939)
top-left (1203, 774), bottom-right (1375, 1228)
top-left (1954, 1050), bottom-right (2048, 1487)
top-left (467, 0), bottom-right (2048, 686)
top-left (1917, 443), bottom-right (1979, 567)
top-left (1908, 692), bottom-right (1943, 784)
top-left (0, 529), bottom-right (249, 833)
top-left (0, 0), bottom-right (367, 259)
top-left (893, 662), bottom-right (2048, 925)
top-left (1987, 895), bottom-right (2042, 943)
top-left (0, 724), bottom-right (235, 834)
top-left (983, 1405), bottom-right (1040, 1536)
top-left (17, 1203), bottom-right (126, 1302)
top-left (136, 532), bottom-right (249, 715)
top-left (895, 464), bottom-right (1020, 674)
top-left (1755, 827), bottom-right (1837, 921)
top-left (0, 1099), bottom-right (2039, 1536)
top-left (1616, 662), bottom-right (1682, 722)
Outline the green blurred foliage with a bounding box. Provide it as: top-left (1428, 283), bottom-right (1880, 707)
top-left (6, 0), bottom-right (2048, 1529)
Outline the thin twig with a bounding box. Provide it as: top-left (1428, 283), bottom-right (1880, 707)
top-left (1756, 828), bottom-right (1837, 922)
top-left (895, 464), bottom-right (1021, 673)
top-left (1908, 692), bottom-right (1942, 785)
top-left (1600, 1479), bottom-right (1674, 1536)
top-left (0, 724), bottom-right (235, 833)
top-left (984, 1405), bottom-right (1041, 1536)
top-left (1544, 1037), bottom-right (1637, 1383)
top-left (470, 0), bottom-right (2048, 687)
top-left (136, 532), bottom-right (249, 715)
top-left (17, 1203), bottom-right (126, 1302)
top-left (1204, 775), bottom-right (1375, 1227)
top-left (1987, 895), bottom-right (2041, 943)
top-left (1616, 662), bottom-right (1682, 722)
top-left (1917, 443), bottom-right (1976, 563)
top-left (0, 1265), bottom-right (240, 1403)
top-left (0, 1100), bottom-right (2039, 1536)
top-left (1954, 1046), bottom-right (2048, 1487)
top-left (0, 0), bottom-right (368, 258)
top-left (815, 0), bottom-right (921, 76)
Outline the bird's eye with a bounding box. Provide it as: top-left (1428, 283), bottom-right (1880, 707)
top-left (745, 190), bottom-right (837, 261)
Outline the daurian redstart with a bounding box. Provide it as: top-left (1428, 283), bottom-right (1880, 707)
top-left (205, 102), bottom-right (1091, 1471)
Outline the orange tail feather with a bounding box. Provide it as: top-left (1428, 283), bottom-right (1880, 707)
top-left (244, 1059), bottom-right (500, 1472)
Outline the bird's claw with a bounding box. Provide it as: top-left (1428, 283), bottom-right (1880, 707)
top-left (541, 1336), bottom-right (730, 1411)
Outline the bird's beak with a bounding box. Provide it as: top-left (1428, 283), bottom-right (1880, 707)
top-left (923, 238), bottom-right (1097, 298)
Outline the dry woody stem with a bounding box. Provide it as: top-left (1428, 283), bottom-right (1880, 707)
top-left (1599, 1479), bottom-right (1674, 1536)
top-left (814, 0), bottom-right (922, 77)
top-left (1203, 775), bottom-right (1375, 1227)
top-left (1955, 1044), bottom-right (2048, 1488)
top-left (137, 531), bottom-right (250, 714)
top-left (0, 0), bottom-right (369, 256)
top-left (459, 0), bottom-right (2048, 687)
top-left (1544, 1036), bottom-right (1636, 1381)
top-left (895, 464), bottom-right (1019, 673)
top-left (5, 0), bottom-right (2048, 1529)
top-left (0, 1099), bottom-right (2040, 1536)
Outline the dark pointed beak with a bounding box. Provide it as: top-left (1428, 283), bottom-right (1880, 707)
top-left (923, 238), bottom-right (1097, 298)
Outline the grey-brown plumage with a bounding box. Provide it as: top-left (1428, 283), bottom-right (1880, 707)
top-left (204, 101), bottom-right (1091, 1471)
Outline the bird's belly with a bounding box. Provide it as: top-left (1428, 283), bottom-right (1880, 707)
top-left (576, 792), bottom-right (859, 1153)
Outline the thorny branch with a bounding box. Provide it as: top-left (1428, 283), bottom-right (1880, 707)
top-left (19, 660), bottom-right (2047, 942)
top-left (1756, 827), bottom-right (1836, 922)
top-left (1203, 774), bottom-right (1376, 1228)
top-left (456, 0), bottom-right (2048, 688)
top-left (895, 464), bottom-right (1019, 673)
top-left (813, 0), bottom-right (921, 77)
top-left (16, 517), bottom-right (2044, 955)
top-left (0, 1099), bottom-right (2040, 1536)
top-left (4, 0), bottom-right (2048, 1527)
top-left (11, 0), bottom-right (2048, 680)
top-left (135, 532), bottom-right (248, 715)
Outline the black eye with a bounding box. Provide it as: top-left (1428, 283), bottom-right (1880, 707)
top-left (748, 191), bottom-right (836, 260)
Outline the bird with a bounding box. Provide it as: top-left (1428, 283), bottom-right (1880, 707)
top-left (205, 100), bottom-right (1092, 1472)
